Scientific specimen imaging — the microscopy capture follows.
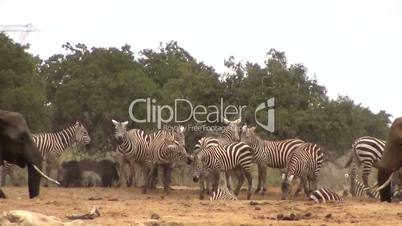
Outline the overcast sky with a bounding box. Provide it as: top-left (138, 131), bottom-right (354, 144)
top-left (1, 0), bottom-right (401, 119)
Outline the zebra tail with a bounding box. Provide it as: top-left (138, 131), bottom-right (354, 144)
top-left (344, 151), bottom-right (353, 168)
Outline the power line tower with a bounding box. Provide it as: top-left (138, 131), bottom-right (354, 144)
top-left (0, 23), bottom-right (39, 45)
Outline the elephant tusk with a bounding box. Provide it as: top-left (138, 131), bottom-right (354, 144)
top-left (32, 164), bottom-right (60, 185)
top-left (374, 173), bottom-right (393, 192)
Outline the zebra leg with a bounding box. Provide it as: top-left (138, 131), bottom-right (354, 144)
top-left (349, 163), bottom-right (358, 197)
top-left (362, 167), bottom-right (374, 197)
top-left (0, 166), bottom-right (6, 186)
top-left (294, 178), bottom-right (304, 197)
top-left (260, 165), bottom-right (267, 195)
top-left (211, 171), bottom-right (220, 193)
top-left (199, 177), bottom-right (205, 200)
top-left (162, 164), bottom-right (172, 193)
top-left (225, 172), bottom-right (232, 191)
top-left (234, 169), bottom-right (245, 196)
top-left (150, 165), bottom-right (159, 189)
top-left (142, 167), bottom-right (151, 194)
top-left (244, 170), bottom-right (253, 200)
top-left (255, 165), bottom-right (262, 193)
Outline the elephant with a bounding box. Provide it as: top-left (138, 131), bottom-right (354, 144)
top-left (0, 110), bottom-right (59, 198)
top-left (376, 117), bottom-right (402, 202)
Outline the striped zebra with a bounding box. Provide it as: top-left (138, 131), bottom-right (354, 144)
top-left (0, 121), bottom-right (91, 186)
top-left (191, 141), bottom-right (254, 199)
top-left (345, 136), bottom-right (385, 197)
top-left (210, 187), bottom-right (238, 201)
top-left (343, 173), bottom-right (380, 199)
top-left (112, 120), bottom-right (151, 193)
top-left (241, 125), bottom-right (304, 195)
top-left (281, 143), bottom-right (323, 200)
top-left (147, 126), bottom-right (188, 193)
top-left (309, 188), bottom-right (343, 203)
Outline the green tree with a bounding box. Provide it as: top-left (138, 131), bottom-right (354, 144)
top-left (0, 33), bottom-right (51, 131)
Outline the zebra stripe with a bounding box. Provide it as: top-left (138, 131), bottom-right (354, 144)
top-left (282, 143), bottom-right (323, 199)
top-left (210, 188), bottom-right (238, 201)
top-left (241, 126), bottom-right (304, 194)
top-left (0, 121), bottom-right (90, 186)
top-left (344, 174), bottom-right (380, 199)
top-left (147, 126), bottom-right (188, 192)
top-left (310, 188), bottom-right (343, 203)
top-left (347, 136), bottom-right (385, 195)
top-left (192, 141), bottom-right (253, 199)
top-left (34, 121), bottom-right (91, 159)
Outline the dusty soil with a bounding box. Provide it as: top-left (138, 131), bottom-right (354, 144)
top-left (0, 186), bottom-right (401, 226)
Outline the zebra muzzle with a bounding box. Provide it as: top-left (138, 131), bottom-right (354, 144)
top-left (193, 176), bottom-right (199, 183)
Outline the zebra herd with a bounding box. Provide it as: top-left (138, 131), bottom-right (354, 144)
top-left (0, 117), bottom-right (399, 203)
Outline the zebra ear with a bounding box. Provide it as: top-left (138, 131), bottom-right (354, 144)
top-left (122, 121), bottom-right (129, 127)
top-left (250, 127), bottom-right (256, 132)
top-left (112, 119), bottom-right (118, 126)
top-left (281, 173), bottom-right (286, 180)
top-left (242, 125), bottom-right (248, 132)
top-left (223, 117), bottom-right (230, 125)
top-left (234, 116), bottom-right (241, 124)
top-left (344, 173), bottom-right (349, 179)
top-left (287, 175), bottom-right (294, 182)
top-left (180, 125), bottom-right (185, 133)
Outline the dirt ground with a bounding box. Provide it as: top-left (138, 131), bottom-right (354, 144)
top-left (0, 186), bottom-right (401, 226)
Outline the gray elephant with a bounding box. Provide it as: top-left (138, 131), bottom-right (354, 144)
top-left (0, 110), bottom-right (59, 198)
top-left (376, 117), bottom-right (402, 202)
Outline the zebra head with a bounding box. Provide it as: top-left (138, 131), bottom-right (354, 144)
top-left (280, 173), bottom-right (295, 200)
top-left (112, 119), bottom-right (128, 145)
top-left (240, 126), bottom-right (256, 144)
top-left (164, 134), bottom-right (188, 162)
top-left (222, 116), bottom-right (242, 141)
top-left (172, 125), bottom-right (186, 146)
top-left (191, 154), bottom-right (204, 183)
top-left (73, 121), bottom-right (91, 145)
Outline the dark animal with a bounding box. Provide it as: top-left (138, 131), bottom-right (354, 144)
top-left (0, 110), bottom-right (59, 198)
top-left (376, 117), bottom-right (402, 202)
top-left (60, 159), bottom-right (119, 187)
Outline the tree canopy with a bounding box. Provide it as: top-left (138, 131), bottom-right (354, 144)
top-left (0, 33), bottom-right (391, 156)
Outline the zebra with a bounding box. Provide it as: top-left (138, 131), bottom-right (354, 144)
top-left (147, 126), bottom-right (188, 193)
top-left (210, 187), bottom-right (238, 201)
top-left (191, 141), bottom-right (254, 199)
top-left (241, 125), bottom-right (304, 195)
top-left (309, 188), bottom-right (343, 203)
top-left (344, 136), bottom-right (385, 197)
top-left (0, 121), bottom-right (91, 186)
top-left (343, 173), bottom-right (380, 199)
top-left (281, 143), bottom-right (323, 200)
top-left (112, 120), bottom-right (152, 193)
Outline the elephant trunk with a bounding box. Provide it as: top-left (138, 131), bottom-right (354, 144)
top-left (377, 167), bottom-right (393, 202)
